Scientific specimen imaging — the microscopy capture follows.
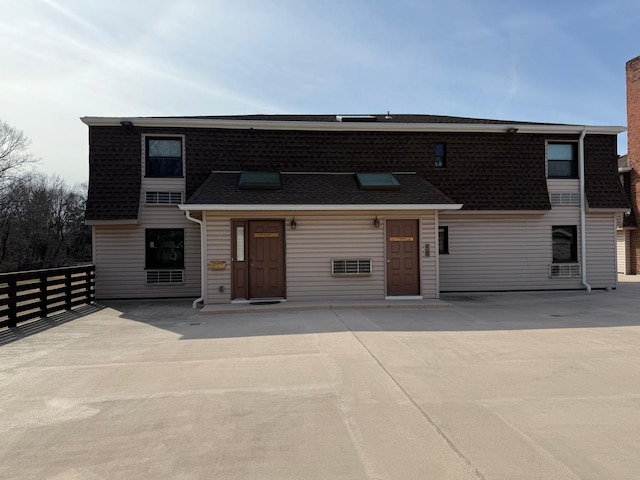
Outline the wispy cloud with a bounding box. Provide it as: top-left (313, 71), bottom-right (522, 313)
top-left (39, 0), bottom-right (103, 34)
top-left (0, 0), bottom-right (634, 183)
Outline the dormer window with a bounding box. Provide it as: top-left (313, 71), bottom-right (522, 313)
top-left (146, 137), bottom-right (183, 177)
top-left (547, 142), bottom-right (577, 178)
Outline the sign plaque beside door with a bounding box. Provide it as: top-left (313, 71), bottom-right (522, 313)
top-left (389, 236), bottom-right (414, 242)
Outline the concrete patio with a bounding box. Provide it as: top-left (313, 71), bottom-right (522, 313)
top-left (1, 278), bottom-right (639, 479)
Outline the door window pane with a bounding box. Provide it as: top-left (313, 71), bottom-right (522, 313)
top-left (236, 226), bottom-right (245, 262)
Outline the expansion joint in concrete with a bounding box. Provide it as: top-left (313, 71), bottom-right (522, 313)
top-left (330, 310), bottom-right (488, 480)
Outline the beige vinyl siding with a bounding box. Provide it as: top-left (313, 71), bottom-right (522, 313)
top-left (287, 215), bottom-right (384, 301)
top-left (547, 179), bottom-right (580, 195)
top-left (93, 225), bottom-right (143, 297)
top-left (585, 214), bottom-right (617, 288)
top-left (439, 211), bottom-right (583, 291)
top-left (420, 215), bottom-right (438, 298)
top-left (203, 211), bottom-right (438, 303)
top-left (204, 216), bottom-right (232, 304)
top-left (93, 222), bottom-right (200, 299)
top-left (617, 230), bottom-right (629, 274)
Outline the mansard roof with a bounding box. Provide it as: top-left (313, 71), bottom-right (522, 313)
top-left (83, 114), bottom-right (629, 221)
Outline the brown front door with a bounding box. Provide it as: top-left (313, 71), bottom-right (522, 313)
top-left (248, 220), bottom-right (285, 298)
top-left (386, 220), bottom-right (420, 296)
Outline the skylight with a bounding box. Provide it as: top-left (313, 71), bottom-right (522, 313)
top-left (238, 171), bottom-right (282, 190)
top-left (355, 173), bottom-right (401, 190)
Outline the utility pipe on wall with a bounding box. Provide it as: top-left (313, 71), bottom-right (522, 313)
top-left (185, 210), bottom-right (205, 308)
top-left (578, 126), bottom-right (591, 293)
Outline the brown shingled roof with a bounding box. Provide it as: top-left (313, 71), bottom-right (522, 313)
top-left (584, 135), bottom-right (630, 210)
top-left (187, 172), bottom-right (457, 207)
top-left (85, 126), bottom-right (141, 221)
top-left (184, 128), bottom-right (554, 211)
top-left (84, 115), bottom-right (629, 221)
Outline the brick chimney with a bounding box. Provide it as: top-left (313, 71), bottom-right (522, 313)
top-left (627, 55), bottom-right (640, 273)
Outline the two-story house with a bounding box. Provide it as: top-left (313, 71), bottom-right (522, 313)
top-left (82, 114), bottom-right (629, 305)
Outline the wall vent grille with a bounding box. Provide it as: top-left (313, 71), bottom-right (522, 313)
top-left (550, 192), bottom-right (580, 206)
top-left (549, 264), bottom-right (581, 278)
top-left (145, 191), bottom-right (183, 205)
top-left (332, 259), bottom-right (372, 276)
top-left (146, 270), bottom-right (184, 284)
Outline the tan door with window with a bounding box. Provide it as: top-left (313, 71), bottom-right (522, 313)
top-left (386, 219), bottom-right (420, 296)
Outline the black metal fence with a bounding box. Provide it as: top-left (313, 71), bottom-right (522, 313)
top-left (0, 265), bottom-right (95, 328)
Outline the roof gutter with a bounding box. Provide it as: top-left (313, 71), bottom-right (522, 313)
top-left (80, 116), bottom-right (626, 135)
top-left (578, 126), bottom-right (591, 293)
top-left (184, 211), bottom-right (205, 308)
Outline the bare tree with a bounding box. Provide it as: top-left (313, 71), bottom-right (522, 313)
top-left (0, 173), bottom-right (91, 271)
top-left (0, 175), bottom-right (30, 265)
top-left (0, 119), bottom-right (37, 186)
top-left (0, 121), bottom-right (90, 272)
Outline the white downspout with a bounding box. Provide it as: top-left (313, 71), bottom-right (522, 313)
top-left (578, 126), bottom-right (591, 293)
top-left (185, 210), bottom-right (205, 308)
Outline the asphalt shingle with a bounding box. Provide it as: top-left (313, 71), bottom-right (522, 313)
top-left (187, 172), bottom-right (457, 206)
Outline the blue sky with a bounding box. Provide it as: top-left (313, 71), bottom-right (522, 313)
top-left (1, 0), bottom-right (639, 185)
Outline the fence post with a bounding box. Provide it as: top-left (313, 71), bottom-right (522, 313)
top-left (8, 278), bottom-right (17, 328)
top-left (39, 272), bottom-right (48, 319)
top-left (84, 266), bottom-right (92, 304)
top-left (65, 271), bottom-right (72, 310)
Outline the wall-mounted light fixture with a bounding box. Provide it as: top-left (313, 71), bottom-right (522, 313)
top-left (290, 217), bottom-right (297, 230)
top-left (373, 216), bottom-right (380, 228)
top-left (506, 127), bottom-right (518, 134)
top-left (120, 120), bottom-right (134, 129)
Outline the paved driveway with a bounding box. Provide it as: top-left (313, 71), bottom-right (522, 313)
top-left (1, 280), bottom-right (639, 479)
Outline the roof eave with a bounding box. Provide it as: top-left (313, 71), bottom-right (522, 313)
top-left (442, 209), bottom-right (550, 215)
top-left (85, 218), bottom-right (138, 225)
top-left (179, 203), bottom-right (464, 212)
top-left (80, 117), bottom-right (625, 135)
top-left (587, 207), bottom-right (631, 213)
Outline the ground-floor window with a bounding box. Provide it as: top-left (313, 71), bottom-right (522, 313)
top-left (145, 228), bottom-right (184, 269)
top-left (552, 225), bottom-right (577, 263)
top-left (439, 226), bottom-right (449, 254)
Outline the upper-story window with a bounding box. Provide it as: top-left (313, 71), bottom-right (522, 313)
top-left (146, 137), bottom-right (183, 177)
top-left (434, 142), bottom-right (446, 169)
top-left (547, 142), bottom-right (577, 178)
